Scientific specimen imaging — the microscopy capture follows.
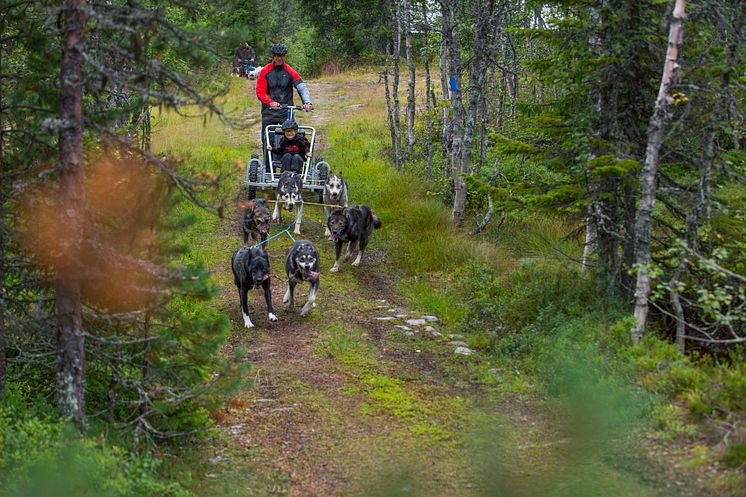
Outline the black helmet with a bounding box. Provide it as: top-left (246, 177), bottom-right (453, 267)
top-left (271, 43), bottom-right (288, 55)
top-left (281, 119), bottom-right (298, 131)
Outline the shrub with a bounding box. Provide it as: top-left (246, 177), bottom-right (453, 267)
top-left (0, 390), bottom-right (192, 497)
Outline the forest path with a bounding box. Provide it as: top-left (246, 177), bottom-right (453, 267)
top-left (212, 73), bottom-right (507, 497)
top-left (156, 71), bottom-right (692, 497)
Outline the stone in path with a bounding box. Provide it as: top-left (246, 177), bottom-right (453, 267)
top-left (454, 346), bottom-right (474, 356)
top-left (448, 341), bottom-right (468, 347)
top-left (421, 316), bottom-right (440, 322)
top-left (405, 318), bottom-right (427, 326)
top-left (375, 316), bottom-right (396, 321)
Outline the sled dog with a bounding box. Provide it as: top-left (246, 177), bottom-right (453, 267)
top-left (283, 240), bottom-right (320, 316)
top-left (326, 205), bottom-right (381, 272)
top-left (272, 170), bottom-right (304, 235)
top-left (231, 246), bottom-right (277, 328)
top-left (323, 171), bottom-right (349, 236)
top-left (242, 198), bottom-right (271, 246)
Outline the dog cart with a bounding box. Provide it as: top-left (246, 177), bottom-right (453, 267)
top-left (245, 105), bottom-right (329, 202)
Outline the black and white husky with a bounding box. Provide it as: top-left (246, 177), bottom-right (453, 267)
top-left (323, 171), bottom-right (349, 237)
top-left (231, 246), bottom-right (278, 328)
top-left (326, 205), bottom-right (381, 272)
top-left (272, 170), bottom-right (304, 235)
top-left (283, 240), bottom-right (320, 316)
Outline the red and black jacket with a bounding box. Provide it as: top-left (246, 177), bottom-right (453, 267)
top-left (269, 135), bottom-right (310, 157)
top-left (255, 62), bottom-right (312, 123)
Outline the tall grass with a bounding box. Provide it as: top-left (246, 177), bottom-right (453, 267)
top-left (323, 118), bottom-right (516, 278)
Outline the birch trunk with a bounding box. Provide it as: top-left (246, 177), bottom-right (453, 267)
top-left (383, 61), bottom-right (398, 167)
top-left (583, 6), bottom-right (602, 270)
top-left (392, 0), bottom-right (402, 169)
top-left (453, 0), bottom-right (493, 221)
top-left (56, 0), bottom-right (88, 427)
top-left (439, 27), bottom-right (451, 162)
top-left (422, 0), bottom-right (434, 179)
top-left (632, 0), bottom-right (687, 344)
top-left (404, 0), bottom-right (416, 154)
top-left (441, 0), bottom-right (465, 220)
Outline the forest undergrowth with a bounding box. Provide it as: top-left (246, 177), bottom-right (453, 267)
top-left (2, 69), bottom-right (742, 497)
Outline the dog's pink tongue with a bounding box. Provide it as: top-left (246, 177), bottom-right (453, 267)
top-left (258, 223), bottom-right (269, 233)
top-left (328, 234), bottom-right (336, 242)
top-left (305, 269), bottom-right (319, 281)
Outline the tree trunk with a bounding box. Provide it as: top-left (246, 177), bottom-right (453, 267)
top-left (56, 0), bottom-right (88, 427)
top-left (584, 5), bottom-right (602, 272)
top-left (454, 0), bottom-right (493, 221)
top-left (439, 28), bottom-right (451, 163)
top-left (391, 0), bottom-right (402, 169)
top-left (440, 0), bottom-right (465, 221)
top-left (422, 0), bottom-right (434, 179)
top-left (632, 0), bottom-right (687, 344)
top-left (383, 61), bottom-right (398, 167)
top-left (670, 258), bottom-right (687, 353)
top-left (620, 184), bottom-right (636, 290)
top-left (509, 33), bottom-right (518, 119)
top-left (583, 202), bottom-right (598, 268)
top-left (404, 0), bottom-right (416, 154)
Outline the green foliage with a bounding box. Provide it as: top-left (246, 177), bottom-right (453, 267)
top-left (491, 134), bottom-right (541, 155)
top-left (722, 441), bottom-right (746, 469)
top-left (0, 390), bottom-right (192, 497)
top-left (460, 259), bottom-right (594, 339)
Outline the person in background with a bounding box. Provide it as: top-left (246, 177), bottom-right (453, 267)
top-left (234, 41), bottom-right (255, 76)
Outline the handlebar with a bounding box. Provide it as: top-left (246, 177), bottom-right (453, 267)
top-left (277, 104), bottom-right (313, 111)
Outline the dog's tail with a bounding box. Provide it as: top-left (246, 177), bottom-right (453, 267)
top-left (372, 215), bottom-right (382, 229)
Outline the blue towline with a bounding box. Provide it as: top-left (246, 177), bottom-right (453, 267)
top-left (251, 221), bottom-right (325, 249)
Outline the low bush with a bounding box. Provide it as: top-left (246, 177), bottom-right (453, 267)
top-left (0, 389), bottom-right (192, 497)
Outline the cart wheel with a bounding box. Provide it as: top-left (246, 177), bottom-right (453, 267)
top-left (315, 160), bottom-right (328, 204)
top-left (248, 160), bottom-right (259, 200)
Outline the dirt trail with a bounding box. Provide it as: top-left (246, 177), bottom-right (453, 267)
top-left (201, 74), bottom-right (694, 497)
top-left (209, 76), bottom-right (478, 497)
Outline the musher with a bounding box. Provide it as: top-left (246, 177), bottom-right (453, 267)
top-left (255, 43), bottom-right (313, 154)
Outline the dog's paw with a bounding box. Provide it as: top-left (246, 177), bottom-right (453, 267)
top-left (268, 312), bottom-right (278, 322)
top-left (351, 260), bottom-right (361, 267)
top-left (242, 313), bottom-right (254, 328)
top-left (300, 305), bottom-right (312, 316)
top-left (293, 228), bottom-right (302, 235)
top-left (283, 289), bottom-right (290, 304)
top-left (330, 265), bottom-right (339, 273)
